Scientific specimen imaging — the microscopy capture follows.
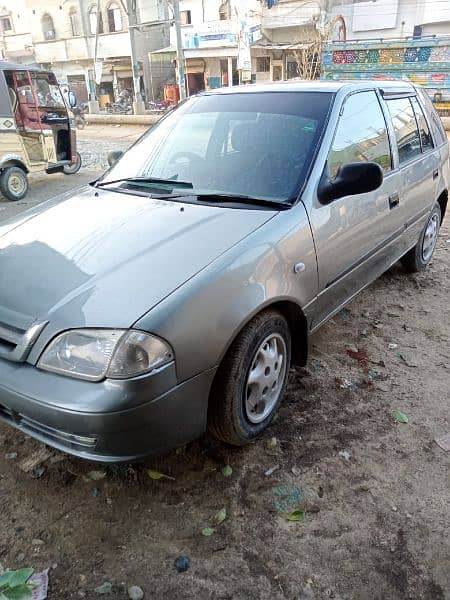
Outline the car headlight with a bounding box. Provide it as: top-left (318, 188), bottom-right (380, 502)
top-left (38, 329), bottom-right (174, 381)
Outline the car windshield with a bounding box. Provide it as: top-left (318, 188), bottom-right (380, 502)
top-left (100, 91), bottom-right (333, 202)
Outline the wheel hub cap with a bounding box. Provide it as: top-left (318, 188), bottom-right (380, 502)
top-left (245, 333), bottom-right (287, 424)
top-left (422, 213), bottom-right (439, 262)
top-left (10, 174), bottom-right (25, 195)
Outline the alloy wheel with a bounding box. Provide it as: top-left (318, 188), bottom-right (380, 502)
top-left (245, 333), bottom-right (287, 424)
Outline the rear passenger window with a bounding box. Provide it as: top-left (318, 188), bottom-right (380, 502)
top-left (328, 91), bottom-right (391, 179)
top-left (386, 98), bottom-right (422, 164)
top-left (418, 88), bottom-right (446, 146)
top-left (410, 96), bottom-right (433, 152)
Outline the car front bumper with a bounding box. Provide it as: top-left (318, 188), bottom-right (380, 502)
top-left (0, 358), bottom-right (216, 462)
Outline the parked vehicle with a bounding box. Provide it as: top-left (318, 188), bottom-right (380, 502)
top-left (0, 61), bottom-right (81, 200)
top-left (0, 81), bottom-right (447, 462)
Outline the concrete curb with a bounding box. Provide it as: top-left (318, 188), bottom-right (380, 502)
top-left (85, 111), bottom-right (450, 131)
top-left (85, 113), bottom-right (163, 126)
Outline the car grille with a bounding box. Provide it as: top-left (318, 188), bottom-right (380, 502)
top-left (0, 404), bottom-right (97, 450)
top-left (0, 308), bottom-right (47, 363)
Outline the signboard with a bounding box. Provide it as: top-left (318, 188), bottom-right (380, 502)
top-left (183, 21), bottom-right (238, 49)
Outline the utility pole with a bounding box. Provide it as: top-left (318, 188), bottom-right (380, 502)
top-left (126, 0), bottom-right (146, 114)
top-left (88, 0), bottom-right (101, 113)
top-left (173, 0), bottom-right (186, 100)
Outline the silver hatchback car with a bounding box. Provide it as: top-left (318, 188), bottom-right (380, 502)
top-left (0, 81), bottom-right (448, 461)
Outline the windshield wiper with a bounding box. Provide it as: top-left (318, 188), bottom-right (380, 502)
top-left (188, 193), bottom-right (290, 210)
top-left (93, 176), bottom-right (193, 189)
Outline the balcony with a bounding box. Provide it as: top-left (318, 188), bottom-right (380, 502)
top-left (33, 31), bottom-right (131, 64)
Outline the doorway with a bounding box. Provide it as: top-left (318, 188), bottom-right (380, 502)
top-left (187, 72), bottom-right (205, 96)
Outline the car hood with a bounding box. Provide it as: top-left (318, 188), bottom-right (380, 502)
top-left (0, 187), bottom-right (277, 331)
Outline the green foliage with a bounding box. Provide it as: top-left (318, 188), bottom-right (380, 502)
top-left (393, 410), bottom-right (409, 423)
top-left (286, 509), bottom-right (305, 522)
top-left (0, 568), bottom-right (34, 600)
top-left (147, 469), bottom-right (175, 481)
top-left (222, 465), bottom-right (233, 477)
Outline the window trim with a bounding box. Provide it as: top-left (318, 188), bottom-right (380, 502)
top-left (41, 13), bottom-right (56, 40)
top-left (0, 15), bottom-right (12, 33)
top-left (327, 89), bottom-right (394, 179)
top-left (416, 88), bottom-right (446, 147)
top-left (384, 95), bottom-right (430, 169)
top-left (180, 9), bottom-right (192, 25)
top-left (256, 56), bottom-right (270, 73)
top-left (106, 2), bottom-right (123, 32)
top-left (410, 95), bottom-right (435, 154)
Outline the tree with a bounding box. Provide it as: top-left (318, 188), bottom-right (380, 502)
top-left (291, 15), bottom-right (342, 80)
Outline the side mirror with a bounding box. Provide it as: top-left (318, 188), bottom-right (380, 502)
top-left (107, 150), bottom-right (124, 167)
top-left (318, 161), bottom-right (384, 205)
top-left (68, 90), bottom-right (77, 108)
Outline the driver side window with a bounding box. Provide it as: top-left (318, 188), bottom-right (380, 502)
top-left (328, 91), bottom-right (392, 179)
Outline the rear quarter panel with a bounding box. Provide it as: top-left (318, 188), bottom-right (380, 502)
top-left (134, 203), bottom-right (318, 383)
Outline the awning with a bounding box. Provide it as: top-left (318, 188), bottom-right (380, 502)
top-left (251, 42), bottom-right (311, 51)
top-left (151, 45), bottom-right (176, 55)
top-left (186, 59), bottom-right (205, 74)
top-left (184, 46), bottom-right (238, 59)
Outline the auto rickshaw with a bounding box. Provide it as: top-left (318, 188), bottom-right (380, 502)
top-left (0, 61), bottom-right (81, 201)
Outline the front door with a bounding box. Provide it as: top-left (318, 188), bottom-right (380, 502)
top-left (308, 90), bottom-right (402, 329)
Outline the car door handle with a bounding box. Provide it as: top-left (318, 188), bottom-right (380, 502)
top-left (433, 169), bottom-right (439, 180)
top-left (389, 193), bottom-right (400, 209)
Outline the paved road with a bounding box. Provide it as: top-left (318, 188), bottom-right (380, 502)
top-left (0, 124), bottom-right (146, 223)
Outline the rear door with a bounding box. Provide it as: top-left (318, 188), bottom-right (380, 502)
top-left (383, 93), bottom-right (440, 252)
top-left (308, 89), bottom-right (402, 328)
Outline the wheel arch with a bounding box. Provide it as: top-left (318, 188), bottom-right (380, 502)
top-left (0, 155), bottom-right (29, 174)
top-left (214, 299), bottom-right (309, 377)
top-left (437, 189), bottom-right (448, 223)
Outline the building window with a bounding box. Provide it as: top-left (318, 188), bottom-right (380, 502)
top-left (107, 3), bottom-right (122, 32)
top-left (180, 10), bottom-right (191, 25)
top-left (256, 57), bottom-right (270, 72)
top-left (69, 8), bottom-right (80, 36)
top-left (41, 13), bottom-right (55, 40)
top-left (89, 6), bottom-right (104, 34)
top-left (219, 0), bottom-right (231, 20)
top-left (0, 16), bottom-right (12, 32)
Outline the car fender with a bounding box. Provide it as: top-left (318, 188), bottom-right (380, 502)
top-left (134, 202), bottom-right (318, 383)
top-left (0, 153), bottom-right (29, 173)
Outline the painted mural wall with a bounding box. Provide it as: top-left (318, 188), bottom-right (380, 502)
top-left (321, 37), bottom-right (450, 95)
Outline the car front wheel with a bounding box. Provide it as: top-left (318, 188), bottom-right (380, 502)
top-left (401, 202), bottom-right (441, 273)
top-left (208, 309), bottom-right (291, 446)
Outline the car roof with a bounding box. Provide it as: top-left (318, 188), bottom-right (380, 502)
top-left (204, 79), bottom-right (416, 95)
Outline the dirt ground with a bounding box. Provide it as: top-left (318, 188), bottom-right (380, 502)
top-left (0, 128), bottom-right (449, 600)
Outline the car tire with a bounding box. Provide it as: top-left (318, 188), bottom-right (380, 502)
top-left (0, 166), bottom-right (28, 201)
top-left (208, 309), bottom-right (291, 446)
top-left (63, 152), bottom-right (82, 175)
top-left (401, 202), bottom-right (441, 273)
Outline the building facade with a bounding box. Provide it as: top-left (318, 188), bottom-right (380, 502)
top-left (331, 0), bottom-right (450, 41)
top-left (156, 0), bottom-right (336, 95)
top-left (0, 0), bottom-right (171, 104)
top-left (153, 0), bottom-right (262, 96)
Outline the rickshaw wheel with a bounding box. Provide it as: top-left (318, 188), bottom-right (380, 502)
top-left (0, 166), bottom-right (29, 201)
top-left (63, 152), bottom-right (82, 175)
